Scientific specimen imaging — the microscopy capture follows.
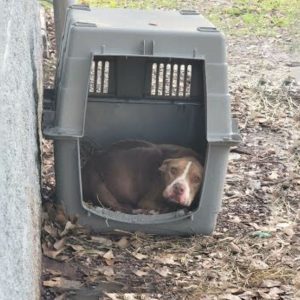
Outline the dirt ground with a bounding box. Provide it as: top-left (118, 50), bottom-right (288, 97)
top-left (41, 1), bottom-right (300, 299)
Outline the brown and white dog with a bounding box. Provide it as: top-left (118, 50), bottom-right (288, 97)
top-left (82, 140), bottom-right (203, 213)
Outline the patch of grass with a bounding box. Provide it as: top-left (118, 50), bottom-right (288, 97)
top-left (207, 0), bottom-right (300, 36)
top-left (248, 267), bottom-right (296, 286)
top-left (39, 0), bottom-right (299, 37)
top-left (39, 0), bottom-right (53, 9)
top-left (78, 0), bottom-right (178, 9)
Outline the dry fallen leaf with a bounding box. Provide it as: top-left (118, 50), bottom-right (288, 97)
top-left (155, 266), bottom-right (171, 277)
top-left (53, 238), bottom-right (65, 251)
top-left (43, 277), bottom-right (82, 289)
top-left (123, 293), bottom-right (137, 300)
top-left (42, 243), bottom-right (65, 260)
top-left (260, 279), bottom-right (281, 288)
top-left (132, 252), bottom-right (148, 260)
top-left (238, 290), bottom-right (258, 298)
top-left (256, 116), bottom-right (267, 123)
top-left (133, 270), bottom-right (148, 277)
top-left (43, 224), bottom-right (58, 238)
top-left (282, 226), bottom-right (294, 236)
top-left (46, 268), bottom-right (62, 276)
top-left (249, 222), bottom-right (261, 230)
top-left (60, 221), bottom-right (76, 237)
top-left (103, 249), bottom-right (115, 260)
top-left (141, 294), bottom-right (162, 300)
top-left (103, 249), bottom-right (115, 266)
top-left (220, 294), bottom-right (241, 300)
top-left (116, 236), bottom-right (129, 249)
top-left (105, 293), bottom-right (120, 300)
top-left (229, 216), bottom-right (241, 223)
top-left (268, 171), bottom-right (279, 180)
top-left (257, 291), bottom-right (273, 300)
top-left (251, 259), bottom-right (269, 270)
top-left (97, 266), bottom-right (115, 277)
top-left (68, 244), bottom-right (85, 252)
top-left (229, 242), bottom-right (242, 253)
top-left (268, 287), bottom-right (284, 297)
top-left (258, 287), bottom-right (284, 300)
top-left (91, 236), bottom-right (113, 247)
top-left (154, 254), bottom-right (180, 265)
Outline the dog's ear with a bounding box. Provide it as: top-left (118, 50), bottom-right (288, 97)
top-left (159, 159), bottom-right (172, 172)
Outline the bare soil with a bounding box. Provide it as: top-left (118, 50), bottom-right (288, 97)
top-left (41, 2), bottom-right (300, 299)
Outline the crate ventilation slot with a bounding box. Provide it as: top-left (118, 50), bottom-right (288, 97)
top-left (89, 59), bottom-right (110, 94)
top-left (150, 63), bottom-right (192, 98)
top-left (88, 57), bottom-right (195, 99)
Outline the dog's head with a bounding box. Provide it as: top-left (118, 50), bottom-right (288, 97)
top-left (159, 157), bottom-right (203, 207)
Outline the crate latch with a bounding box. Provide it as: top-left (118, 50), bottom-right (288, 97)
top-left (70, 4), bottom-right (91, 11)
top-left (197, 27), bottom-right (217, 32)
top-left (180, 10), bottom-right (199, 15)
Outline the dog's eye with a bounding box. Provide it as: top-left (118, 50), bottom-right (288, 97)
top-left (170, 167), bottom-right (178, 175)
top-left (191, 175), bottom-right (201, 184)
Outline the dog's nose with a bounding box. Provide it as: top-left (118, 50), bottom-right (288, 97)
top-left (174, 183), bottom-right (184, 195)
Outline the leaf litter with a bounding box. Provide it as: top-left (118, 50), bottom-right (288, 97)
top-left (41, 3), bottom-right (300, 300)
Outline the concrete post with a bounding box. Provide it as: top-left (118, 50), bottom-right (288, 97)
top-left (0, 0), bottom-right (42, 299)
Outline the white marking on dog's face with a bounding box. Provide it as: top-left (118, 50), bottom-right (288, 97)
top-left (164, 161), bottom-right (192, 206)
top-left (159, 157), bottom-right (203, 207)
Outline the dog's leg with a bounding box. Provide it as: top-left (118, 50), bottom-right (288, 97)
top-left (138, 188), bottom-right (167, 212)
top-left (93, 182), bottom-right (133, 213)
top-left (83, 165), bottom-right (130, 212)
top-left (139, 186), bottom-right (181, 213)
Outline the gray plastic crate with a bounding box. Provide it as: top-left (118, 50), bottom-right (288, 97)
top-left (44, 6), bottom-right (241, 235)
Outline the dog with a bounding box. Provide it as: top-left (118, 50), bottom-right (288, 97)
top-left (81, 140), bottom-right (204, 213)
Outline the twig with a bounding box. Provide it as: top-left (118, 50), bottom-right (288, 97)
top-left (230, 148), bottom-right (253, 155)
top-left (96, 194), bottom-right (105, 209)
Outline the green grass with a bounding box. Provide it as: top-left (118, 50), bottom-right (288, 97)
top-left (39, 0), bottom-right (53, 9)
top-left (39, 0), bottom-right (300, 36)
top-left (207, 0), bottom-right (300, 36)
top-left (78, 0), bottom-right (178, 9)
top-left (38, 0), bottom-right (178, 9)
top-left (78, 0), bottom-right (300, 36)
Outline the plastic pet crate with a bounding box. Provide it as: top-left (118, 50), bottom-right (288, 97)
top-left (44, 5), bottom-right (241, 235)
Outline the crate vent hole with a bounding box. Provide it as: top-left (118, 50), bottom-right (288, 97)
top-left (151, 63), bottom-right (192, 98)
top-left (89, 60), bottom-right (110, 94)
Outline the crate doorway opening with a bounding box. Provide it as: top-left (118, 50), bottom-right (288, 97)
top-left (80, 139), bottom-right (205, 215)
top-left (80, 55), bottom-right (207, 216)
